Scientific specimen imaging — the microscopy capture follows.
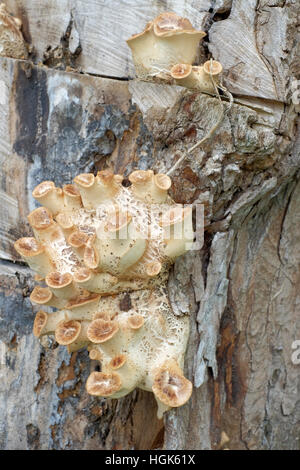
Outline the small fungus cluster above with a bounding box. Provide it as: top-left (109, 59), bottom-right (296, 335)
top-left (127, 11), bottom-right (222, 93)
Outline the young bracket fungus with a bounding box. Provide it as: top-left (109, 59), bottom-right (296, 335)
top-left (15, 169), bottom-right (194, 418)
top-left (170, 60), bottom-right (223, 93)
top-left (0, 3), bottom-right (28, 59)
top-left (127, 12), bottom-right (206, 81)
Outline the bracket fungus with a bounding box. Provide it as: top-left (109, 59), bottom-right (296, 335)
top-left (170, 60), bottom-right (223, 93)
top-left (0, 3), bottom-right (28, 59)
top-left (127, 12), bottom-right (206, 81)
top-left (15, 170), bottom-right (194, 417)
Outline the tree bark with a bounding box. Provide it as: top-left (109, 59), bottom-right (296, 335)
top-left (0, 0), bottom-right (299, 450)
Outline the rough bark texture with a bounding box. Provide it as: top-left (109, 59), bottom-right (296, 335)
top-left (0, 0), bottom-right (299, 450)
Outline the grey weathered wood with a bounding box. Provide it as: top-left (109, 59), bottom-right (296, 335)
top-left (0, 0), bottom-right (299, 450)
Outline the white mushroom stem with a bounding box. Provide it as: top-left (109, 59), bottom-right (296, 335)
top-left (45, 272), bottom-right (79, 300)
top-left (27, 207), bottom-right (65, 245)
top-left (14, 238), bottom-right (55, 277)
top-left (161, 206), bottom-right (194, 259)
top-left (32, 182), bottom-right (64, 216)
top-left (62, 184), bottom-right (82, 209)
top-left (95, 212), bottom-right (147, 275)
top-left (170, 60), bottom-right (223, 94)
top-left (129, 170), bottom-right (171, 203)
top-left (73, 268), bottom-right (118, 293)
top-left (74, 172), bottom-right (121, 210)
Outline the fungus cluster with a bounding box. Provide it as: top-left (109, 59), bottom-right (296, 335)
top-left (127, 12), bottom-right (222, 93)
top-left (0, 3), bottom-right (28, 59)
top-left (15, 169), bottom-right (194, 417)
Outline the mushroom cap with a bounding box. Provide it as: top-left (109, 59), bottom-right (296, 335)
top-left (203, 60), bottom-right (223, 76)
top-left (146, 261), bottom-right (162, 277)
top-left (128, 314), bottom-right (144, 330)
top-left (14, 237), bottom-right (44, 257)
top-left (55, 319), bottom-right (81, 345)
top-left (152, 362), bottom-right (192, 407)
top-left (92, 311), bottom-right (111, 321)
top-left (89, 348), bottom-right (103, 361)
top-left (74, 173), bottom-right (95, 188)
top-left (129, 169), bottom-right (153, 184)
top-left (153, 12), bottom-right (206, 38)
top-left (56, 212), bottom-right (74, 230)
top-left (73, 267), bottom-right (92, 283)
top-left (170, 63), bottom-right (192, 80)
top-left (154, 173), bottom-right (172, 191)
top-left (32, 181), bottom-right (55, 198)
top-left (109, 354), bottom-right (127, 370)
top-left (68, 230), bottom-right (89, 248)
top-left (27, 207), bottom-right (53, 229)
top-left (30, 286), bottom-right (53, 305)
top-left (46, 271), bottom-right (73, 289)
top-left (63, 184), bottom-right (81, 198)
top-left (33, 310), bottom-right (48, 337)
top-left (86, 371), bottom-right (122, 397)
top-left (97, 169), bottom-right (115, 184)
top-left (87, 319), bottom-right (119, 343)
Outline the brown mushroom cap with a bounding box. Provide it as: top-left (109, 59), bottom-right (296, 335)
top-left (68, 230), bottom-right (89, 248)
top-left (92, 311), bottom-right (111, 321)
top-left (128, 314), bottom-right (144, 330)
top-left (56, 212), bottom-right (74, 230)
top-left (86, 371), bottom-right (122, 397)
top-left (203, 60), bottom-right (223, 76)
top-left (63, 184), bottom-right (80, 197)
top-left (89, 348), bottom-right (102, 361)
top-left (97, 169), bottom-right (115, 184)
top-left (32, 181), bottom-right (55, 198)
top-left (152, 362), bottom-right (192, 407)
top-left (87, 319), bottom-right (119, 343)
top-left (74, 173), bottom-right (95, 188)
top-left (128, 169), bottom-right (153, 184)
top-left (146, 261), bottom-right (162, 277)
top-left (109, 354), bottom-right (127, 370)
top-left (14, 237), bottom-right (44, 257)
top-left (73, 267), bottom-right (92, 283)
top-left (30, 286), bottom-right (53, 305)
top-left (46, 271), bottom-right (73, 289)
top-left (153, 12), bottom-right (206, 38)
top-left (154, 173), bottom-right (172, 191)
top-left (55, 320), bottom-right (81, 345)
top-left (27, 207), bottom-right (53, 229)
top-left (33, 310), bottom-right (48, 337)
top-left (170, 63), bottom-right (192, 80)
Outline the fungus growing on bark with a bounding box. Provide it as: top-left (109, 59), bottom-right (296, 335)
top-left (15, 170), bottom-right (194, 417)
top-left (170, 60), bottom-right (223, 93)
top-left (127, 12), bottom-right (205, 80)
top-left (0, 3), bottom-right (28, 59)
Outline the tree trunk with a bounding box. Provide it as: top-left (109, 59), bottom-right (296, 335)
top-left (0, 0), bottom-right (299, 450)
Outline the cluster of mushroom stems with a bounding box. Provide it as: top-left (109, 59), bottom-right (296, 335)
top-left (127, 12), bottom-right (223, 93)
top-left (15, 169), bottom-right (194, 417)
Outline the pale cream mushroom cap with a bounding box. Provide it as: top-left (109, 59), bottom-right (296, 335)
top-left (86, 371), bottom-right (122, 397)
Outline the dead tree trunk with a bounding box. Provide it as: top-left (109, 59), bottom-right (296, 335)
top-left (0, 0), bottom-right (299, 450)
